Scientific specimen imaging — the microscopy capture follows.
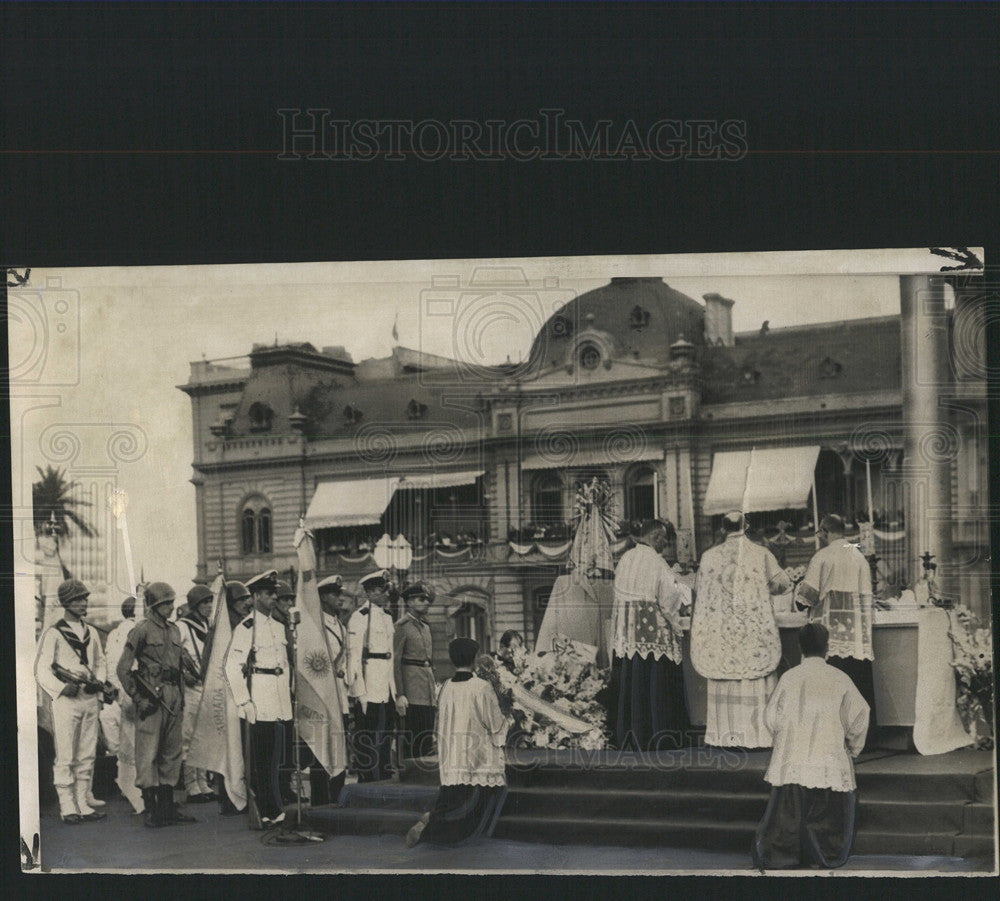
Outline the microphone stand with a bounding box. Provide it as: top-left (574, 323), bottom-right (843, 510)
top-left (273, 607), bottom-right (324, 844)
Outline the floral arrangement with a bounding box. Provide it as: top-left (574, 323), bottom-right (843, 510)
top-left (946, 605), bottom-right (994, 750)
top-left (486, 636), bottom-right (612, 750)
top-left (474, 653), bottom-right (515, 717)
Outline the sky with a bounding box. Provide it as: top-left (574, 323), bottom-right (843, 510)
top-left (10, 254), bottom-right (907, 611)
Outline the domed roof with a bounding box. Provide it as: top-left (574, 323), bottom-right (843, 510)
top-left (528, 277), bottom-right (705, 370)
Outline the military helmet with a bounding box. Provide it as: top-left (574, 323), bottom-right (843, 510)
top-left (145, 582), bottom-right (176, 609)
top-left (225, 580), bottom-right (252, 605)
top-left (57, 579), bottom-right (90, 607)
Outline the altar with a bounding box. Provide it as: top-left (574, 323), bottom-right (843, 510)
top-left (680, 610), bottom-right (919, 727)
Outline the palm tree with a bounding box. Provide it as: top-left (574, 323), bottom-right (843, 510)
top-left (32, 465), bottom-right (98, 538)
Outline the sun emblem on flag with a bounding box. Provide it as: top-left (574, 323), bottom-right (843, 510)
top-left (304, 650), bottom-right (331, 676)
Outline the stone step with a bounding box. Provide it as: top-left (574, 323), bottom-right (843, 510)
top-left (503, 786), bottom-right (969, 834)
top-left (507, 762), bottom-right (974, 802)
top-left (973, 769), bottom-right (996, 803)
top-left (951, 834), bottom-right (996, 861)
top-left (855, 798), bottom-right (967, 833)
top-left (505, 786), bottom-right (769, 821)
top-left (494, 813), bottom-right (968, 858)
top-left (338, 782), bottom-right (439, 812)
top-left (305, 805), bottom-right (423, 837)
top-left (853, 829), bottom-right (969, 858)
top-left (962, 801), bottom-right (996, 835)
top-left (493, 813), bottom-right (758, 851)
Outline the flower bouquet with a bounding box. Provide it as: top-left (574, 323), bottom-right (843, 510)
top-left (947, 605), bottom-right (994, 750)
top-left (490, 635), bottom-right (612, 750)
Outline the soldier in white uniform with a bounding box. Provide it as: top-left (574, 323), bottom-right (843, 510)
top-left (347, 569), bottom-right (397, 783)
top-left (224, 571), bottom-right (293, 826)
top-left (35, 579), bottom-right (111, 824)
top-left (177, 584), bottom-right (216, 803)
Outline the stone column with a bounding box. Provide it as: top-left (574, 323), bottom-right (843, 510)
top-left (899, 275), bottom-right (954, 598)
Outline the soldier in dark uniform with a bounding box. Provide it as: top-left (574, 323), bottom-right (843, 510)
top-left (394, 581), bottom-right (438, 760)
top-left (116, 582), bottom-right (197, 828)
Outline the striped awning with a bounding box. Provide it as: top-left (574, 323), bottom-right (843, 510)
top-left (395, 470), bottom-right (483, 490)
top-left (703, 446), bottom-right (821, 515)
top-left (304, 477), bottom-right (400, 529)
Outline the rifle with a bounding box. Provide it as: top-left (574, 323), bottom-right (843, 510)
top-left (179, 646), bottom-right (202, 688)
top-left (132, 671), bottom-right (175, 718)
top-left (51, 663), bottom-right (119, 704)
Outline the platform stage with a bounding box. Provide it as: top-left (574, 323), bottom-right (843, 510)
top-left (306, 747), bottom-right (996, 864)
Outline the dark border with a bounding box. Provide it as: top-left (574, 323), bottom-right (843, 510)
top-left (2, 2), bottom-right (998, 900)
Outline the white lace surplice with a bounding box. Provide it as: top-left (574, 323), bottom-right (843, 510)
top-left (611, 544), bottom-right (689, 664)
top-left (691, 534), bottom-right (785, 680)
top-left (763, 657), bottom-right (870, 791)
top-left (436, 675), bottom-right (511, 787)
top-left (799, 541), bottom-right (874, 661)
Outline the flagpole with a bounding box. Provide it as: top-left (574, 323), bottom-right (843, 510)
top-left (108, 489), bottom-right (136, 590)
top-left (812, 474), bottom-right (821, 550)
top-left (273, 522), bottom-right (325, 844)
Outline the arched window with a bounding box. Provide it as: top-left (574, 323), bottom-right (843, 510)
top-left (241, 509), bottom-right (256, 555)
top-left (448, 589), bottom-right (491, 652)
top-left (257, 508), bottom-right (272, 553)
top-left (532, 473), bottom-right (564, 526)
top-left (248, 402), bottom-right (274, 432)
top-left (625, 465), bottom-right (657, 522)
top-left (239, 495), bottom-right (272, 555)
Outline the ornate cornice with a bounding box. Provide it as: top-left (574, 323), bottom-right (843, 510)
top-left (508, 374), bottom-right (699, 405)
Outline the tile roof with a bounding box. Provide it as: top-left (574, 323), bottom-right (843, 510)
top-left (700, 315), bottom-right (902, 404)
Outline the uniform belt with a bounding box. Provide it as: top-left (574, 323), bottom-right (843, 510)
top-left (362, 651), bottom-right (391, 660)
top-left (402, 657), bottom-right (431, 667)
top-left (141, 667), bottom-right (181, 685)
top-left (250, 665), bottom-right (284, 675)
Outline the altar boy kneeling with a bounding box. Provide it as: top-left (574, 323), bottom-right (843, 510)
top-left (406, 638), bottom-right (511, 848)
top-left (752, 622), bottom-right (869, 870)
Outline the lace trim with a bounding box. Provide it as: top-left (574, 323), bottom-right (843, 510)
top-left (765, 762), bottom-right (856, 793)
top-left (439, 773), bottom-right (507, 788)
top-left (611, 640), bottom-right (683, 664)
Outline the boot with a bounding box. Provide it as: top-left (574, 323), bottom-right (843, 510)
top-left (309, 769), bottom-right (330, 807)
top-left (56, 784), bottom-right (82, 824)
top-left (142, 787), bottom-right (166, 828)
top-left (160, 785), bottom-right (197, 825)
top-left (75, 778), bottom-right (106, 821)
top-left (86, 772), bottom-right (106, 808)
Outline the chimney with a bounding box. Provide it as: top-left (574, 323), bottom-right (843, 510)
top-left (703, 293), bottom-right (735, 347)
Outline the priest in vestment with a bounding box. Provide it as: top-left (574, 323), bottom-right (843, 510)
top-left (692, 512), bottom-right (791, 749)
top-left (796, 514), bottom-right (877, 745)
top-left (610, 518), bottom-right (692, 751)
